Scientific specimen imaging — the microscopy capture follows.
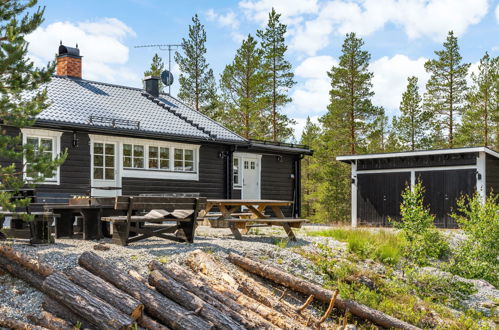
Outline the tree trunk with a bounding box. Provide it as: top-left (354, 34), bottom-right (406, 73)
top-left (228, 253), bottom-right (421, 330)
top-left (27, 311), bottom-right (73, 330)
top-left (67, 267), bottom-right (144, 320)
top-left (78, 251), bottom-right (212, 330)
top-left (137, 315), bottom-right (170, 330)
top-left (0, 317), bottom-right (47, 330)
top-left (149, 270), bottom-right (244, 330)
top-left (42, 272), bottom-right (134, 330)
top-left (0, 245), bottom-right (54, 277)
top-left (42, 296), bottom-right (93, 330)
top-left (150, 261), bottom-right (278, 330)
top-left (0, 254), bottom-right (45, 291)
top-left (185, 250), bottom-right (303, 329)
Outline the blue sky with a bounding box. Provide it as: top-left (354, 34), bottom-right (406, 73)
top-left (27, 0), bottom-right (499, 139)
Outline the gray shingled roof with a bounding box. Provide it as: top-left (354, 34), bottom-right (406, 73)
top-left (35, 76), bottom-right (246, 143)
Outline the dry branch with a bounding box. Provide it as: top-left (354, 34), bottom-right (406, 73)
top-left (149, 261), bottom-right (278, 330)
top-left (67, 267), bottom-right (144, 320)
top-left (228, 253), bottom-right (421, 330)
top-left (148, 270), bottom-right (244, 330)
top-left (0, 245), bottom-right (54, 277)
top-left (0, 253), bottom-right (45, 291)
top-left (78, 251), bottom-right (212, 330)
top-left (42, 272), bottom-right (133, 330)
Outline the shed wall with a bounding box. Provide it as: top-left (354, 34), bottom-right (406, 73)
top-left (486, 154), bottom-right (499, 195)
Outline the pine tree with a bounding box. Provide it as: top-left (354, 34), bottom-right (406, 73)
top-left (300, 117), bottom-right (321, 218)
top-left (220, 34), bottom-right (266, 139)
top-left (0, 0), bottom-right (66, 234)
top-left (175, 14), bottom-right (217, 114)
top-left (144, 53), bottom-right (165, 92)
top-left (257, 8), bottom-right (296, 142)
top-left (457, 53), bottom-right (498, 148)
top-left (321, 32), bottom-right (380, 155)
top-left (392, 76), bottom-right (433, 151)
top-left (367, 107), bottom-right (390, 152)
top-left (424, 31), bottom-right (470, 148)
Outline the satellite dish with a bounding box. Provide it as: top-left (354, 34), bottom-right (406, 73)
top-left (160, 70), bottom-right (174, 86)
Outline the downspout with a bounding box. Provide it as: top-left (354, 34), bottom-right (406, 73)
top-left (293, 154), bottom-right (305, 218)
top-left (225, 145), bottom-right (236, 199)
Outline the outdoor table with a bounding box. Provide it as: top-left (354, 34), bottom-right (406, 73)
top-left (202, 199), bottom-right (305, 241)
top-left (44, 198), bottom-right (118, 240)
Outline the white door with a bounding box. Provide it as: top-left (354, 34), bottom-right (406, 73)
top-left (241, 157), bottom-right (260, 200)
top-left (91, 141), bottom-right (121, 197)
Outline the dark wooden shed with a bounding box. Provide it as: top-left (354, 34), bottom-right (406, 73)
top-left (337, 147), bottom-right (499, 228)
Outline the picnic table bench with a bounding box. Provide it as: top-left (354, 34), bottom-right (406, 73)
top-left (101, 196), bottom-right (206, 246)
top-left (201, 199), bottom-right (308, 241)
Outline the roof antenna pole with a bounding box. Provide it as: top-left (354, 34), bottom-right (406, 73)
top-left (134, 43), bottom-right (181, 95)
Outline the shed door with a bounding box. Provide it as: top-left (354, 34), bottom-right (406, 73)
top-left (416, 169), bottom-right (476, 228)
top-left (357, 172), bottom-right (411, 226)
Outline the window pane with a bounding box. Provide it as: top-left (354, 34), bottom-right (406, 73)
top-left (185, 161), bottom-right (194, 172)
top-left (123, 156), bottom-right (132, 168)
top-left (123, 144), bottom-right (132, 156)
top-left (94, 143), bottom-right (103, 154)
top-left (244, 161), bottom-right (248, 169)
top-left (134, 157), bottom-right (144, 168)
top-left (250, 161), bottom-right (255, 169)
top-left (27, 137), bottom-right (39, 146)
top-left (41, 138), bottom-right (53, 151)
top-left (160, 159), bottom-right (169, 169)
top-left (134, 145), bottom-right (144, 157)
top-left (105, 155), bottom-right (114, 167)
top-left (149, 159), bottom-right (158, 169)
top-left (105, 168), bottom-right (114, 180)
top-left (93, 168), bottom-right (103, 179)
top-left (149, 146), bottom-right (158, 157)
top-left (174, 148), bottom-right (183, 160)
top-left (185, 149), bottom-right (194, 161)
top-left (94, 155), bottom-right (103, 167)
top-left (105, 144), bottom-right (114, 155)
top-left (174, 160), bottom-right (183, 171)
top-left (233, 158), bottom-right (239, 185)
top-left (160, 147), bottom-right (169, 159)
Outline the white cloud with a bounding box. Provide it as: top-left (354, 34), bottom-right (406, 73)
top-left (370, 54), bottom-right (429, 115)
top-left (26, 18), bottom-right (139, 86)
top-left (286, 56), bottom-right (337, 118)
top-left (288, 0), bottom-right (489, 56)
top-left (239, 0), bottom-right (319, 26)
top-left (206, 9), bottom-right (240, 29)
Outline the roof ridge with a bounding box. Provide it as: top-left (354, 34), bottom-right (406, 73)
top-left (53, 75), bottom-right (144, 92)
top-left (141, 92), bottom-right (217, 140)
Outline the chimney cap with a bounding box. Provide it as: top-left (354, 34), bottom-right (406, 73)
top-left (143, 76), bottom-right (160, 81)
top-left (58, 43), bottom-right (81, 57)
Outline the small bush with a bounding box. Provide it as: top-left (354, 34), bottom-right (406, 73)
top-left (447, 192), bottom-right (499, 287)
top-left (390, 181), bottom-right (449, 265)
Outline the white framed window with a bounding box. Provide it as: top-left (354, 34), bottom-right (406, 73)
top-left (174, 148), bottom-right (195, 172)
top-left (148, 146), bottom-right (170, 170)
top-left (21, 128), bottom-right (62, 185)
top-left (123, 144), bottom-right (144, 169)
top-left (93, 142), bottom-right (115, 180)
top-left (233, 157), bottom-right (242, 188)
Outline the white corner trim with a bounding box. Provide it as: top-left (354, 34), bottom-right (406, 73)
top-left (477, 151), bottom-right (486, 203)
top-left (351, 160), bottom-right (357, 227)
top-left (21, 128), bottom-right (62, 185)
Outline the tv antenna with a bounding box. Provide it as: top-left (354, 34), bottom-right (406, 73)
top-left (134, 44), bottom-right (181, 95)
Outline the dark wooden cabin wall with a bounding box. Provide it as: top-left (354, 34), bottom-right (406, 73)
top-left (486, 154), bottom-right (499, 195)
top-left (122, 144), bottom-right (227, 199)
top-left (261, 154), bottom-right (296, 216)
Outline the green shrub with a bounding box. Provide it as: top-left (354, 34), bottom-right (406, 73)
top-left (448, 192), bottom-right (499, 287)
top-left (390, 181), bottom-right (449, 265)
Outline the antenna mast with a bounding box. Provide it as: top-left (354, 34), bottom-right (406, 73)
top-left (134, 44), bottom-right (181, 95)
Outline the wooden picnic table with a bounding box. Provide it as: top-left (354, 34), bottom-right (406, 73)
top-left (43, 198), bottom-right (120, 240)
top-left (201, 199), bottom-right (306, 241)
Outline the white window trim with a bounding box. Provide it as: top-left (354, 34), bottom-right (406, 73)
top-left (88, 134), bottom-right (200, 181)
top-left (21, 128), bottom-right (62, 185)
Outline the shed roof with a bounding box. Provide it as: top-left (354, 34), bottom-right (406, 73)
top-left (337, 147), bottom-right (499, 163)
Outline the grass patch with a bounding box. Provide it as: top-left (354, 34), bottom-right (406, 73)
top-left (273, 238), bottom-right (288, 248)
top-left (308, 228), bottom-right (405, 265)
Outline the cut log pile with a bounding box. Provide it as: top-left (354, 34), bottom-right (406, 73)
top-left (0, 245), bottom-right (421, 330)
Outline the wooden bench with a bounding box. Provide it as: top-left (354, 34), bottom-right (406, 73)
top-left (225, 218), bottom-right (309, 240)
top-left (101, 196), bottom-right (206, 246)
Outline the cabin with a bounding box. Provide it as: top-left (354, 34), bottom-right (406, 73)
top-left (0, 44), bottom-right (311, 218)
top-left (337, 147), bottom-right (499, 228)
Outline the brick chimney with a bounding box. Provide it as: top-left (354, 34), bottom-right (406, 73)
top-left (56, 42), bottom-right (82, 78)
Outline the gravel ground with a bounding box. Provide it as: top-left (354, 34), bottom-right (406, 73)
top-left (1, 225), bottom-right (497, 327)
